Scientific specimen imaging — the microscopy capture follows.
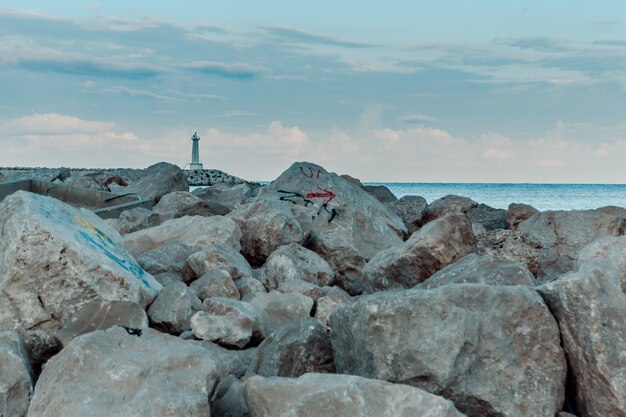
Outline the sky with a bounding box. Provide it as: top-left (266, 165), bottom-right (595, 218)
top-left (1, 1), bottom-right (625, 183)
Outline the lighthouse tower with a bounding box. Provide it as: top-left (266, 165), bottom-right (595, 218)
top-left (189, 132), bottom-right (203, 170)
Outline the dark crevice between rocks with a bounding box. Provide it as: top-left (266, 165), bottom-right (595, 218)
top-left (562, 363), bottom-right (579, 415)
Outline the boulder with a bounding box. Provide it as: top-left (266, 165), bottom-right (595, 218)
top-left (236, 277), bottom-right (267, 301)
top-left (182, 243), bottom-right (253, 284)
top-left (125, 161), bottom-right (188, 203)
top-left (190, 269), bottom-right (241, 300)
top-left (259, 243), bottom-right (334, 290)
top-left (191, 298), bottom-right (259, 348)
top-left (386, 195), bottom-right (428, 236)
top-left (248, 291), bottom-right (314, 338)
top-left (63, 175), bottom-right (104, 190)
top-left (577, 235), bottom-right (626, 292)
top-left (192, 342), bottom-right (257, 378)
top-left (147, 282), bottom-right (202, 334)
top-left (123, 215), bottom-right (242, 257)
top-left (506, 203), bottom-right (539, 230)
top-left (248, 317), bottom-right (335, 377)
top-left (477, 229), bottom-right (543, 277)
top-left (538, 267), bottom-right (626, 417)
top-left (153, 272), bottom-right (184, 286)
top-left (0, 192), bottom-right (160, 363)
top-left (0, 331), bottom-right (34, 417)
top-left (153, 191), bottom-right (229, 221)
top-left (420, 195), bottom-right (477, 225)
top-left (361, 184), bottom-right (397, 203)
top-left (192, 182), bottom-right (260, 211)
top-left (595, 205), bottom-right (626, 218)
top-left (315, 286), bottom-right (352, 330)
top-left (243, 373), bottom-right (466, 417)
top-left (466, 203), bottom-right (508, 231)
top-left (57, 301), bottom-right (148, 347)
top-left (27, 327), bottom-right (219, 417)
top-left (137, 240), bottom-right (194, 275)
top-left (417, 253), bottom-right (536, 289)
top-left (331, 284), bottom-right (566, 417)
top-left (108, 207), bottom-right (160, 235)
top-left (518, 210), bottom-right (624, 279)
top-left (277, 280), bottom-right (323, 301)
top-left (362, 214), bottom-right (476, 293)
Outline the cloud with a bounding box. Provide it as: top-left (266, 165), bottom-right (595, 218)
top-left (260, 26), bottom-right (377, 49)
top-left (399, 114), bottom-right (438, 123)
top-left (182, 61), bottom-right (267, 79)
top-left (4, 113), bottom-right (116, 135)
top-left (494, 37), bottom-right (570, 52)
top-left (99, 86), bottom-right (183, 102)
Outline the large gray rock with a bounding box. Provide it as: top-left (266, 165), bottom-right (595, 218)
top-left (420, 195), bottom-right (477, 225)
top-left (477, 229), bottom-right (544, 277)
top-left (108, 207), bottom-right (160, 235)
top-left (125, 161), bottom-right (188, 203)
top-left (153, 191), bottom-right (229, 220)
top-left (386, 195), bottom-right (428, 236)
top-left (518, 210), bottom-right (624, 279)
top-left (193, 182), bottom-right (260, 211)
top-left (123, 215), bottom-right (242, 257)
top-left (331, 285), bottom-right (566, 417)
top-left (191, 298), bottom-right (259, 348)
top-left (192, 342), bottom-right (257, 378)
top-left (0, 192), bottom-right (160, 362)
top-left (248, 317), bottom-right (334, 377)
top-left (243, 373), bottom-right (466, 417)
top-left (362, 214), bottom-right (476, 293)
top-left (466, 203), bottom-right (508, 231)
top-left (538, 267), bottom-right (626, 417)
top-left (137, 240), bottom-right (194, 275)
top-left (0, 331), bottom-right (34, 417)
top-left (418, 253), bottom-right (536, 289)
top-left (147, 282), bottom-right (202, 334)
top-left (182, 243), bottom-right (253, 284)
top-left (190, 269), bottom-right (241, 300)
top-left (27, 327), bottom-right (219, 417)
top-left (259, 243), bottom-right (334, 290)
top-left (362, 184), bottom-right (397, 203)
top-left (248, 291), bottom-right (314, 338)
top-left (577, 235), bottom-right (626, 293)
top-left (506, 203), bottom-right (539, 230)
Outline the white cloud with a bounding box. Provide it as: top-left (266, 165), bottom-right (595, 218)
top-left (4, 113), bottom-right (115, 135)
top-left (399, 113), bottom-right (438, 123)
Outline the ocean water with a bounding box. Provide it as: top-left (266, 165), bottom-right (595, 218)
top-left (365, 183), bottom-right (626, 211)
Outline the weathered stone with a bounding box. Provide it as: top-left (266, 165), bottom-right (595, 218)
top-left (506, 203), bottom-right (539, 230)
top-left (339, 174), bottom-right (363, 187)
top-left (4, 167), bottom-right (70, 183)
top-left (123, 215), bottom-right (242, 257)
top-left (243, 373), bottom-right (466, 417)
top-left (153, 272), bottom-right (184, 286)
top-left (386, 195), bottom-right (428, 236)
top-left (471, 222), bottom-right (487, 236)
top-left (362, 184), bottom-right (397, 203)
top-left (190, 269), bottom-right (241, 300)
top-left (315, 286), bottom-right (352, 330)
top-left (0, 192), bottom-right (160, 363)
top-left (27, 327), bottom-right (219, 417)
top-left (420, 195), bottom-right (477, 225)
top-left (147, 282), bottom-right (202, 334)
top-left (191, 298), bottom-right (259, 348)
top-left (577, 235), bottom-right (626, 293)
top-left (137, 240), bottom-right (194, 275)
top-left (63, 175), bottom-right (104, 190)
top-left (538, 267), bottom-right (626, 417)
top-left (108, 207), bottom-right (160, 235)
top-left (182, 243), bottom-right (253, 284)
top-left (477, 229), bottom-right (543, 277)
top-left (0, 331), bottom-right (34, 417)
top-left (362, 214), bottom-right (476, 293)
top-left (418, 253), bottom-right (536, 289)
top-left (125, 161), bottom-right (188, 203)
top-left (466, 203), bottom-right (508, 231)
top-left (211, 376), bottom-right (249, 417)
top-left (595, 205), bottom-right (626, 218)
top-left (228, 199), bottom-right (304, 265)
top-left (191, 342), bottom-right (257, 378)
top-left (248, 291), bottom-right (314, 338)
top-left (153, 191), bottom-right (229, 221)
top-left (331, 285), bottom-right (566, 417)
top-left (277, 280), bottom-right (323, 301)
top-left (303, 230), bottom-right (367, 295)
top-left (259, 243), bottom-right (334, 290)
top-left (518, 210), bottom-right (624, 279)
top-left (248, 317), bottom-right (334, 377)
top-left (193, 182), bottom-right (260, 211)
top-left (57, 301), bottom-right (148, 347)
top-left (236, 277), bottom-right (267, 301)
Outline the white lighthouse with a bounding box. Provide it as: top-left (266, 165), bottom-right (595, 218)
top-left (189, 131), bottom-right (203, 170)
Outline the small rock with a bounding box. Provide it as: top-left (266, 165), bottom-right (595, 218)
top-left (506, 203), bottom-right (539, 230)
top-left (259, 243), bottom-right (334, 290)
top-left (248, 291), bottom-right (314, 338)
top-left (137, 240), bottom-right (194, 275)
top-left (147, 282), bottom-right (202, 334)
top-left (182, 243), bottom-right (253, 284)
top-left (191, 298), bottom-right (259, 348)
top-left (109, 207), bottom-right (160, 235)
top-left (236, 277), bottom-right (267, 301)
top-left (315, 286), bottom-right (352, 330)
top-left (386, 195), bottom-right (428, 236)
top-left (190, 269), bottom-right (241, 300)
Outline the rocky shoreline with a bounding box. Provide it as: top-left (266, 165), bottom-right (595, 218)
top-left (0, 161), bottom-right (625, 417)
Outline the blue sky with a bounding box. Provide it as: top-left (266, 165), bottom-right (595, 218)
top-left (1, 1), bottom-right (625, 182)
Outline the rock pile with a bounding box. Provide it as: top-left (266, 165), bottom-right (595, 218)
top-left (0, 160), bottom-right (624, 417)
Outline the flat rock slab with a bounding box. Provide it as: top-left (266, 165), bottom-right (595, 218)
top-left (243, 373), bottom-right (466, 417)
top-left (27, 327), bottom-right (219, 417)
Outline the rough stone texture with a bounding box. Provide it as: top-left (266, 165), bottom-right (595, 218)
top-left (331, 284), bottom-right (566, 417)
top-left (62, 175), bottom-right (104, 190)
top-left (277, 280), bottom-right (323, 301)
top-left (595, 205), bottom-right (626, 218)
top-left (362, 214), bottom-right (476, 293)
top-left (57, 301), bottom-right (148, 347)
top-left (303, 230), bottom-right (367, 295)
top-left (577, 235), bottom-right (626, 293)
top-left (518, 210), bottom-right (624, 279)
top-left (420, 195), bottom-right (477, 225)
top-left (506, 203), bottom-right (539, 230)
top-left (248, 291), bottom-right (314, 338)
top-left (538, 267), bottom-right (626, 417)
top-left (137, 240), bottom-right (194, 275)
top-left (27, 327), bottom-right (219, 417)
top-left (236, 278), bottom-right (267, 301)
top-left (125, 161), bottom-right (188, 203)
top-left (477, 229), bottom-right (544, 277)
top-left (153, 272), bottom-right (184, 286)
top-left (185, 168), bottom-right (250, 187)
top-left (153, 191), bottom-right (229, 221)
top-left (248, 318), bottom-right (335, 377)
top-left (193, 182), bottom-right (260, 211)
top-left (3, 167), bottom-right (70, 183)
top-left (123, 214), bottom-right (242, 257)
top-left (0, 192), bottom-right (161, 363)
top-left (315, 286), bottom-right (352, 330)
top-left (192, 342), bottom-right (257, 378)
top-left (182, 243), bottom-right (253, 284)
top-left (108, 207), bottom-right (160, 235)
top-left (147, 282), bottom-right (202, 334)
top-left (191, 298), bottom-right (259, 348)
top-left (466, 203), bottom-right (508, 231)
top-left (259, 243), bottom-right (334, 290)
top-left (228, 199), bottom-right (304, 266)
top-left (190, 269), bottom-right (241, 300)
top-left (362, 184), bottom-right (397, 203)
top-left (417, 253), bottom-right (537, 289)
top-left (243, 373), bottom-right (466, 417)
top-left (211, 376), bottom-right (248, 417)
top-left (0, 331), bottom-right (34, 417)
top-left (386, 195), bottom-right (428, 236)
